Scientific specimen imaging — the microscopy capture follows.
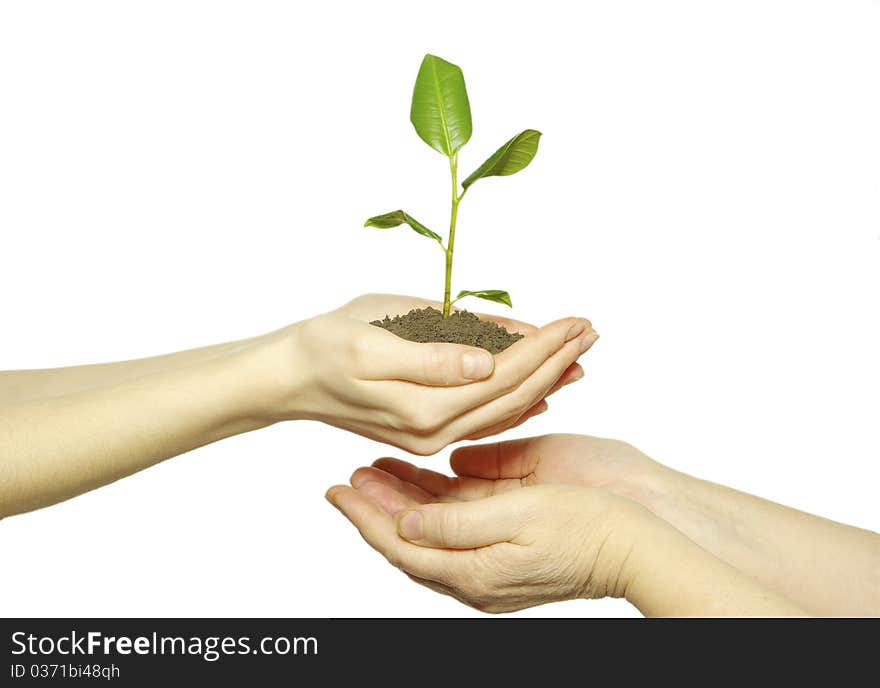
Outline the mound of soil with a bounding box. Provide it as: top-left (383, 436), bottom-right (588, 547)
top-left (371, 307), bottom-right (523, 354)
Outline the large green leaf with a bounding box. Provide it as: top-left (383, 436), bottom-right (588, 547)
top-left (453, 290), bottom-right (513, 308)
top-left (410, 54), bottom-right (472, 157)
top-left (364, 210), bottom-right (443, 244)
top-left (461, 129), bottom-right (542, 190)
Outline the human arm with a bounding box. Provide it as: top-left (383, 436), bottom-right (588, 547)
top-left (0, 350), bottom-right (269, 517)
top-left (636, 464), bottom-right (880, 617)
top-left (326, 481), bottom-right (806, 616)
top-left (0, 293), bottom-right (518, 404)
top-left (0, 337), bottom-right (258, 404)
top-left (0, 296), bottom-right (596, 518)
top-left (362, 434), bottom-right (880, 616)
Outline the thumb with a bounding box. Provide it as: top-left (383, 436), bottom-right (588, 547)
top-left (396, 493), bottom-right (529, 549)
top-left (362, 334), bottom-right (495, 386)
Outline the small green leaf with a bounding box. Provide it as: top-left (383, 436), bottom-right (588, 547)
top-left (364, 210), bottom-right (443, 244)
top-left (453, 290), bottom-right (513, 308)
top-left (410, 54), bottom-right (472, 157)
top-left (461, 129), bottom-right (542, 190)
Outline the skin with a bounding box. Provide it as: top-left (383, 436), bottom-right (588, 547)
top-left (329, 434), bottom-right (879, 616)
top-left (0, 295), bottom-right (598, 519)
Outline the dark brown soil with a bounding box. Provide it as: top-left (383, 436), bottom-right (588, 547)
top-left (371, 307), bottom-right (524, 354)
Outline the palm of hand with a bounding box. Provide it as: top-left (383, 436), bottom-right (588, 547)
top-left (343, 438), bottom-right (650, 612)
top-left (352, 434), bottom-right (655, 505)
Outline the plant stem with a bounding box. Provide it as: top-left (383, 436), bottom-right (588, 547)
top-left (443, 152), bottom-right (460, 318)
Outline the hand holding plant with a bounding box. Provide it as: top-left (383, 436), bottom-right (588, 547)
top-left (251, 294), bottom-right (596, 455)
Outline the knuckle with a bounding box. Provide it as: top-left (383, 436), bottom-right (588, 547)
top-left (384, 548), bottom-right (403, 570)
top-left (437, 509), bottom-right (460, 547)
top-left (297, 317), bottom-right (323, 350)
top-left (492, 375), bottom-right (523, 398)
top-left (498, 391), bottom-right (531, 422)
top-left (349, 333), bottom-right (375, 367)
top-left (400, 406), bottom-right (441, 434)
top-left (423, 438), bottom-right (447, 455)
top-left (404, 436), bottom-right (445, 456)
top-left (433, 402), bottom-right (459, 427)
top-left (423, 345), bottom-right (456, 386)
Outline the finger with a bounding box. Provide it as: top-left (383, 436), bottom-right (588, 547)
top-left (470, 362), bottom-right (578, 441)
top-left (545, 362), bottom-right (584, 397)
top-left (339, 327), bottom-right (589, 455)
top-left (451, 437), bottom-right (541, 480)
top-left (351, 465), bottom-right (435, 504)
top-left (463, 399), bottom-right (548, 441)
top-left (371, 457), bottom-right (456, 496)
top-left (325, 485), bottom-right (451, 581)
top-left (358, 330), bottom-right (496, 386)
top-left (330, 326), bottom-right (590, 455)
top-left (508, 401), bottom-right (549, 428)
top-left (456, 317), bottom-right (595, 407)
top-left (396, 493), bottom-right (530, 549)
top-left (372, 457), bottom-right (496, 501)
top-left (356, 479), bottom-right (421, 515)
top-left (519, 399), bottom-right (549, 422)
top-left (444, 331), bottom-right (588, 442)
top-left (461, 359), bottom-right (581, 443)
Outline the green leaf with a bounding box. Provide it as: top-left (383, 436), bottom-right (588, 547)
top-left (410, 54), bottom-right (472, 157)
top-left (364, 210), bottom-right (443, 244)
top-left (461, 129), bottom-right (542, 190)
top-left (453, 290), bottom-right (513, 308)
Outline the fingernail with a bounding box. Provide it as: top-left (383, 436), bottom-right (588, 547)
top-left (579, 330), bottom-right (599, 354)
top-left (462, 351), bottom-right (493, 380)
top-left (325, 490), bottom-right (339, 508)
top-left (535, 404), bottom-right (549, 415)
top-left (568, 368), bottom-right (585, 383)
top-left (566, 321), bottom-right (587, 342)
top-left (398, 510), bottom-right (423, 540)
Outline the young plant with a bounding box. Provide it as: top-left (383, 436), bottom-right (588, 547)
top-left (365, 54), bottom-right (541, 318)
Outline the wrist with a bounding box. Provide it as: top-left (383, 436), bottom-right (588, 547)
top-left (622, 515), bottom-right (806, 617)
top-left (234, 322), bottom-right (312, 423)
top-left (605, 499), bottom-right (671, 600)
top-left (606, 458), bottom-right (689, 522)
top-left (613, 501), bottom-right (737, 616)
top-left (571, 492), bottom-right (664, 602)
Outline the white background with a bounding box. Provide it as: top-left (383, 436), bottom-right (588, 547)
top-left (1, 1), bottom-right (878, 618)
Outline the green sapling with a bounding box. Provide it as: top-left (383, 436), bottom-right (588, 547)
top-left (365, 54), bottom-right (541, 318)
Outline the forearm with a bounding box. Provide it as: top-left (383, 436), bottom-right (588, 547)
top-left (0, 347), bottom-right (276, 518)
top-left (623, 516), bottom-right (808, 617)
top-left (0, 336), bottom-right (259, 404)
top-left (629, 467), bottom-right (880, 616)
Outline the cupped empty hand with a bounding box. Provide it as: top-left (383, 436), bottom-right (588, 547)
top-left (325, 433), bottom-right (668, 613)
top-left (326, 476), bottom-right (648, 613)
